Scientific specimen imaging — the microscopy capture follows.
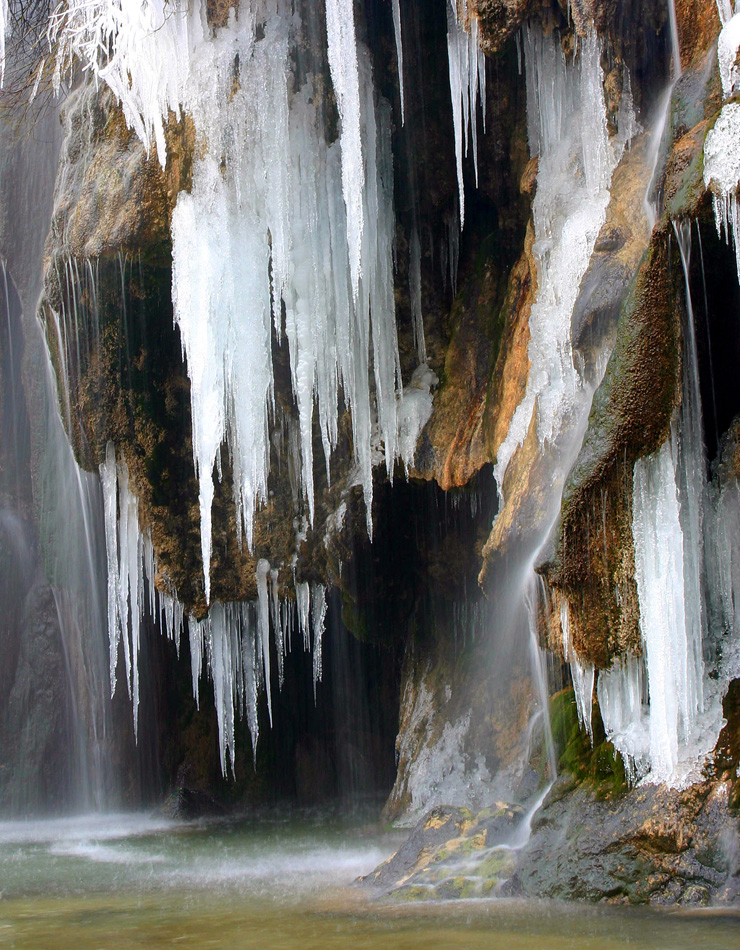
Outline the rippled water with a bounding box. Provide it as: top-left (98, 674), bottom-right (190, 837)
top-left (0, 813), bottom-right (737, 949)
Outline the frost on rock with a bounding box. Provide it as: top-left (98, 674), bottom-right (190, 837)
top-left (718, 10), bottom-right (740, 96)
top-left (49, 0), bottom-right (203, 166)
top-left (396, 363), bottom-right (437, 472)
top-left (704, 4), bottom-right (740, 284)
top-left (446, 0), bottom-right (486, 228)
top-left (704, 103), bottom-right (740, 284)
top-left (493, 26), bottom-right (630, 501)
top-left (394, 676), bottom-right (492, 827)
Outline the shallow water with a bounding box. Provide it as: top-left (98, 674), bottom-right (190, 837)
top-left (0, 813), bottom-right (737, 949)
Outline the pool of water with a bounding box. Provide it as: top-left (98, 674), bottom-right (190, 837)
top-left (0, 812), bottom-right (737, 949)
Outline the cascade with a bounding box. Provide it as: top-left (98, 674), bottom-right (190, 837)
top-left (0, 76), bottom-right (118, 811)
top-left (392, 0), bottom-right (405, 125)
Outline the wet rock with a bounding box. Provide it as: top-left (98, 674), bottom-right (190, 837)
top-left (543, 231), bottom-right (680, 668)
top-left (514, 779), bottom-right (738, 904)
top-left (362, 802), bottom-right (523, 899)
top-left (160, 785), bottom-right (226, 820)
top-left (473, 0), bottom-right (536, 56)
top-left (571, 134), bottom-right (651, 375)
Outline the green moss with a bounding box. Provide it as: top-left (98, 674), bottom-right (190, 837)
top-left (550, 688), bottom-right (628, 799)
top-left (475, 849), bottom-right (513, 880)
top-left (391, 885), bottom-right (431, 904)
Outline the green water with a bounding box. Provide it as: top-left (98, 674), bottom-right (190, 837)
top-left (0, 813), bottom-right (737, 949)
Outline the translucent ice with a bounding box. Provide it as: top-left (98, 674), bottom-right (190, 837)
top-left (446, 0), bottom-right (485, 228)
top-left (494, 27), bottom-right (629, 498)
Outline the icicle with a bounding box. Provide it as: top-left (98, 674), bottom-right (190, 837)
top-left (326, 0), bottom-right (365, 298)
top-left (704, 103), bottom-right (740, 284)
top-left (256, 559), bottom-right (273, 725)
top-left (241, 604), bottom-right (260, 764)
top-left (446, 0), bottom-right (486, 228)
top-left (311, 582), bottom-right (327, 698)
top-left (99, 442), bottom-right (120, 695)
top-left (597, 655), bottom-right (650, 784)
top-left (209, 604), bottom-right (236, 776)
top-left (560, 598), bottom-right (595, 739)
top-left (54, 2), bottom-right (404, 596)
top-left (269, 567), bottom-right (284, 687)
top-left (296, 580), bottom-right (311, 650)
top-left (392, 0), bottom-right (405, 124)
top-left (632, 436), bottom-right (700, 783)
top-left (189, 614), bottom-right (205, 709)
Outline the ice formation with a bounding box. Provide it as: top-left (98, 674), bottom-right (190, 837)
top-left (704, 5), bottom-right (740, 281)
top-left (560, 598), bottom-right (595, 740)
top-left (598, 224), bottom-right (736, 786)
top-left (596, 657), bottom-right (650, 783)
top-left (50, 0), bottom-right (202, 166)
top-left (446, 0), bottom-right (486, 228)
top-left (396, 364), bottom-right (437, 473)
top-left (494, 26), bottom-right (629, 499)
top-left (325, 0), bottom-right (365, 299)
top-left (704, 103), bottom-right (740, 283)
top-left (53, 0), bottom-right (404, 602)
top-left (100, 440), bottom-right (327, 771)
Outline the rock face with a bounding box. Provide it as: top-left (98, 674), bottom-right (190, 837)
top-left (361, 783), bottom-right (740, 905)
top-left (364, 689), bottom-right (740, 905)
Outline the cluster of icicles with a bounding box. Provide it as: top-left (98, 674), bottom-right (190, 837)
top-left (502, 15), bottom-right (740, 787)
top-left (41, 0), bottom-right (485, 768)
top-left (100, 441), bottom-right (327, 774)
top-left (704, 0), bottom-right (740, 281)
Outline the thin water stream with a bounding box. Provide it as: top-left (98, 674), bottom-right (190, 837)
top-left (0, 814), bottom-right (737, 949)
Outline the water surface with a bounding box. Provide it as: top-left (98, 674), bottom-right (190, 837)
top-left (0, 812), bottom-right (737, 949)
